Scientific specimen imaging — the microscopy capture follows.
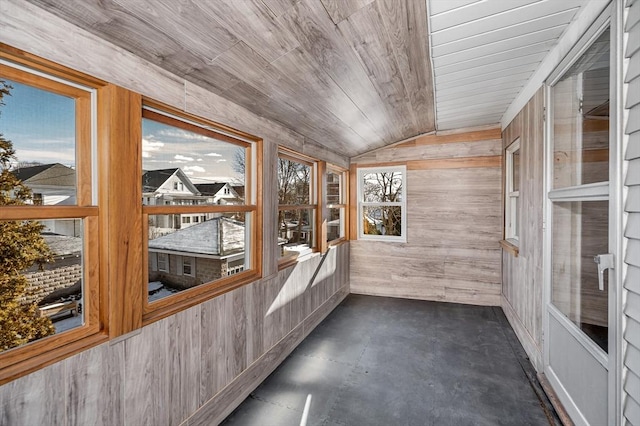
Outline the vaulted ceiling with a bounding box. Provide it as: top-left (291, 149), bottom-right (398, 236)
top-left (25, 0), bottom-right (586, 157)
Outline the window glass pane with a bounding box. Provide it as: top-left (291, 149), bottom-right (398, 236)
top-left (552, 29), bottom-right (609, 189)
top-left (278, 208), bottom-right (315, 259)
top-left (1, 218), bottom-right (84, 352)
top-left (362, 206), bottom-right (402, 236)
top-left (147, 212), bottom-right (248, 302)
top-left (278, 157), bottom-right (311, 205)
top-left (327, 170), bottom-right (342, 205)
top-left (142, 117), bottom-right (246, 206)
top-left (362, 172), bottom-right (402, 202)
top-left (327, 207), bottom-right (344, 242)
top-left (0, 79), bottom-right (77, 205)
top-left (552, 200), bottom-right (608, 352)
top-left (512, 149), bottom-right (520, 192)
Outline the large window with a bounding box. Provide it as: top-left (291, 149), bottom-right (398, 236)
top-left (278, 149), bottom-right (317, 264)
top-left (141, 106), bottom-right (261, 315)
top-left (505, 138), bottom-right (520, 242)
top-left (357, 166), bottom-right (406, 242)
top-left (327, 166), bottom-right (347, 243)
top-left (0, 61), bottom-right (100, 368)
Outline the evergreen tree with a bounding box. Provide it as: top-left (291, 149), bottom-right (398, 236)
top-left (0, 79), bottom-right (55, 352)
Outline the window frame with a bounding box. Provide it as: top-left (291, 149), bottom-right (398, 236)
top-left (326, 165), bottom-right (349, 245)
top-left (505, 138), bottom-right (521, 243)
top-left (0, 55), bottom-right (105, 383)
top-left (277, 148), bottom-right (319, 269)
top-left (356, 165), bottom-right (407, 242)
top-left (140, 102), bottom-right (263, 324)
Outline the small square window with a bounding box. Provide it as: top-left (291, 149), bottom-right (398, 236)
top-left (357, 166), bottom-right (406, 242)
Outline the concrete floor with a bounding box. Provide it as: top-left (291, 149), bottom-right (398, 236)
top-left (221, 294), bottom-right (559, 426)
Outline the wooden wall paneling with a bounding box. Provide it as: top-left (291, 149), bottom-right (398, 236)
top-left (273, 47), bottom-right (381, 146)
top-left (0, 361), bottom-right (67, 425)
top-left (377, 0), bottom-right (434, 131)
top-left (319, 0), bottom-right (374, 24)
top-left (214, 41), bottom-right (368, 155)
top-left (245, 280), bottom-right (264, 365)
top-left (280, 0), bottom-right (401, 142)
top-left (0, 1), bottom-right (185, 108)
top-left (337, 2), bottom-right (417, 135)
top-left (499, 87), bottom-right (545, 368)
top-left (65, 341), bottom-right (125, 426)
top-left (225, 285), bottom-right (248, 381)
top-left (193, 1), bottom-right (299, 64)
top-left (123, 321), bottom-right (169, 426)
top-left (199, 291), bottom-right (229, 405)
top-left (167, 308), bottom-right (201, 426)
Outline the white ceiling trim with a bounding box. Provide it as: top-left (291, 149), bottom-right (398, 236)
top-left (500, 0), bottom-right (612, 128)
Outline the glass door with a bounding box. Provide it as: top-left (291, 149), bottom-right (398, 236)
top-left (545, 25), bottom-right (614, 426)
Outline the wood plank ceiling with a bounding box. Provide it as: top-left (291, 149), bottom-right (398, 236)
top-left (24, 0), bottom-right (435, 158)
top-left (24, 0), bottom-right (588, 156)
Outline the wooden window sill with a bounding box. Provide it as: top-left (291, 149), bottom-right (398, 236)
top-left (500, 239), bottom-right (519, 257)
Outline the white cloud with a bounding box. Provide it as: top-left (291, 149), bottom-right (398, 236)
top-left (216, 159), bottom-right (227, 163)
top-left (174, 154), bottom-right (194, 162)
top-left (205, 152), bottom-right (222, 157)
top-left (184, 166), bottom-right (206, 173)
top-left (158, 129), bottom-right (211, 141)
top-left (142, 151), bottom-right (150, 158)
top-left (142, 138), bottom-right (164, 151)
top-left (197, 158), bottom-right (203, 162)
top-left (184, 171), bottom-right (194, 176)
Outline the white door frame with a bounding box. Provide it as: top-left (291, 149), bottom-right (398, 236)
top-left (541, 3), bottom-right (624, 424)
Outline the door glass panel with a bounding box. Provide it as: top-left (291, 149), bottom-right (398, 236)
top-left (551, 200), bottom-right (608, 352)
top-left (552, 29), bottom-right (609, 189)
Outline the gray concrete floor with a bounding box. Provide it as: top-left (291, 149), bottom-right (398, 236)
top-left (221, 294), bottom-right (558, 426)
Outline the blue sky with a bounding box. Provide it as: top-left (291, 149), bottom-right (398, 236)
top-left (0, 78), bottom-right (243, 184)
top-left (142, 118), bottom-right (244, 184)
top-left (0, 79), bottom-right (76, 167)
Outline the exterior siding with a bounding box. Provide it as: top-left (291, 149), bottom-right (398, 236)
top-left (624, 0), bottom-right (640, 423)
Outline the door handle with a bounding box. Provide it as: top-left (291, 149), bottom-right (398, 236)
top-left (593, 253), bottom-right (614, 291)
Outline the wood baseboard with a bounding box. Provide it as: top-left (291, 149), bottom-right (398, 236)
top-left (501, 295), bottom-right (543, 371)
top-left (538, 373), bottom-right (575, 426)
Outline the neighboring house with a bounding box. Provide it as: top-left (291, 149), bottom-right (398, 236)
top-left (195, 182), bottom-right (242, 205)
top-left (12, 163), bottom-right (80, 237)
top-left (147, 216), bottom-right (246, 290)
top-left (23, 233), bottom-right (83, 308)
top-left (142, 168), bottom-right (212, 233)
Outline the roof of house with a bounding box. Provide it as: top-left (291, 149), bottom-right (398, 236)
top-left (148, 217), bottom-right (245, 256)
top-left (194, 182), bottom-right (226, 196)
top-left (42, 233), bottom-right (83, 256)
top-left (142, 168), bottom-right (180, 192)
top-left (13, 163), bottom-right (76, 186)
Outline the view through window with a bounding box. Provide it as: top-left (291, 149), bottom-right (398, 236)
top-left (357, 166), bottom-right (406, 242)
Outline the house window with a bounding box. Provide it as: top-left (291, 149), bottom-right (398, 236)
top-left (277, 148), bottom-right (317, 265)
top-left (327, 166), bottom-right (347, 243)
top-left (0, 59), bottom-right (100, 375)
top-left (357, 166), bottom-right (406, 242)
top-left (141, 106), bottom-right (261, 316)
top-left (157, 253), bottom-right (168, 272)
top-left (505, 139), bottom-right (520, 242)
top-left (182, 257), bottom-right (194, 276)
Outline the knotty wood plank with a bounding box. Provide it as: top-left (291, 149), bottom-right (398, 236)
top-left (193, 1), bottom-right (299, 63)
top-left (377, 0), bottom-right (435, 131)
top-left (225, 286), bottom-right (248, 380)
top-left (0, 362), bottom-right (67, 425)
top-left (66, 341), bottom-right (125, 426)
top-left (167, 308), bottom-right (201, 426)
top-left (123, 322), bottom-right (169, 426)
top-left (199, 292), bottom-right (229, 405)
top-left (337, 2), bottom-right (417, 135)
top-left (280, 0), bottom-right (402, 143)
top-left (407, 155), bottom-right (502, 170)
top-left (319, 0), bottom-right (374, 24)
